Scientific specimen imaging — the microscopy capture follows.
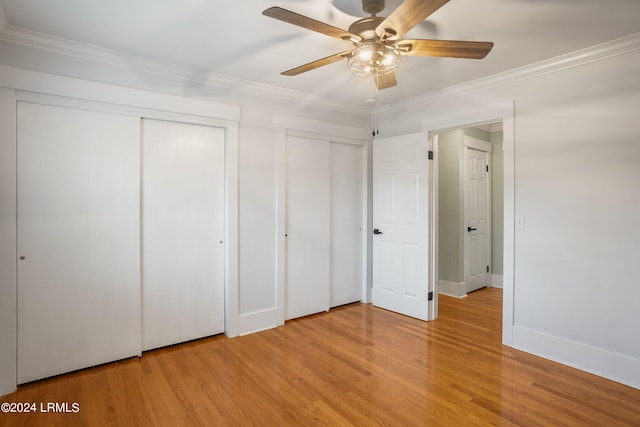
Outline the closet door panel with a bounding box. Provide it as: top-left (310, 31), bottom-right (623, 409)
top-left (330, 142), bottom-right (363, 307)
top-left (142, 119), bottom-right (225, 350)
top-left (285, 136), bottom-right (330, 320)
top-left (17, 102), bottom-right (141, 383)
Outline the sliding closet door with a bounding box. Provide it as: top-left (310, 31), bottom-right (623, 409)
top-left (17, 102), bottom-right (141, 384)
top-left (142, 119), bottom-right (225, 351)
top-left (284, 135), bottom-right (364, 318)
top-left (330, 142), bottom-right (363, 307)
top-left (285, 136), bottom-right (330, 320)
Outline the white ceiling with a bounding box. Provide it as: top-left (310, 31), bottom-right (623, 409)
top-left (1, 0), bottom-right (640, 106)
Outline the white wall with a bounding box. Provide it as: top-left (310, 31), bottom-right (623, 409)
top-left (380, 45), bottom-right (640, 389)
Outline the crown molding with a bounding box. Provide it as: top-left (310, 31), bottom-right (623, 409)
top-left (0, 16), bottom-right (370, 117)
top-left (476, 122), bottom-right (503, 133)
top-left (2, 5), bottom-right (638, 120)
top-left (379, 32), bottom-right (640, 116)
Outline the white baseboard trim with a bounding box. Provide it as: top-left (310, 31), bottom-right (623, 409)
top-left (513, 325), bottom-right (640, 390)
top-left (234, 308), bottom-right (283, 337)
top-left (491, 274), bottom-right (504, 288)
top-left (438, 280), bottom-right (467, 298)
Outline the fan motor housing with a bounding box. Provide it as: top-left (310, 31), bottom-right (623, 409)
top-left (348, 17), bottom-right (385, 41)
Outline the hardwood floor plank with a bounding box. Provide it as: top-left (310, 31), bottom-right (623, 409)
top-left (2, 288), bottom-right (640, 426)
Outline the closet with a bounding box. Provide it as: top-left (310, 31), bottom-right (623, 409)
top-left (16, 101), bottom-right (227, 383)
top-left (284, 134), bottom-right (364, 320)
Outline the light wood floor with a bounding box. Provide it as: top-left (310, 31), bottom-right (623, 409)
top-left (2, 288), bottom-right (639, 426)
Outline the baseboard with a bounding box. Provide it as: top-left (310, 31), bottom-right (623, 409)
top-left (513, 325), bottom-right (640, 390)
top-left (491, 274), bottom-right (504, 288)
top-left (234, 308), bottom-right (283, 337)
top-left (438, 280), bottom-right (466, 298)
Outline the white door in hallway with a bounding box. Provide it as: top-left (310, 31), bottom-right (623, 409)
top-left (464, 139), bottom-right (492, 293)
top-left (17, 102), bottom-right (141, 383)
top-left (142, 119), bottom-right (225, 351)
top-left (372, 133), bottom-right (431, 321)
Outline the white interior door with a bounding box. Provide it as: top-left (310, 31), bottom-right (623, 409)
top-left (330, 142), bottom-right (363, 307)
top-left (464, 139), bottom-right (492, 293)
top-left (372, 133), bottom-right (431, 320)
top-left (285, 136), bottom-right (330, 320)
top-left (142, 119), bottom-right (225, 351)
top-left (17, 102), bottom-right (141, 383)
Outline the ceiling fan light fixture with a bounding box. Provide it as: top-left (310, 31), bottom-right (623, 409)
top-left (263, 2), bottom-right (494, 90)
top-left (348, 42), bottom-right (400, 76)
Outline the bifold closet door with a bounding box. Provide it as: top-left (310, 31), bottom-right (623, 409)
top-left (285, 136), bottom-right (330, 320)
top-left (17, 102), bottom-right (141, 384)
top-left (142, 119), bottom-right (225, 351)
top-left (330, 142), bottom-right (363, 307)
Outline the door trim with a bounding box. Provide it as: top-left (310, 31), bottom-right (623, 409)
top-left (422, 101), bottom-right (515, 347)
top-left (0, 88), bottom-right (18, 396)
top-left (0, 80), bottom-right (240, 394)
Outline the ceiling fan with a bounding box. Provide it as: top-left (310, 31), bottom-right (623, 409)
top-left (263, 0), bottom-right (494, 89)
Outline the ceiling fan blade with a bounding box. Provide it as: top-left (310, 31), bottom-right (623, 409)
top-left (281, 51), bottom-right (352, 76)
top-left (376, 72), bottom-right (398, 90)
top-left (263, 7), bottom-right (360, 42)
top-left (376, 0), bottom-right (450, 41)
top-left (398, 39), bottom-right (494, 59)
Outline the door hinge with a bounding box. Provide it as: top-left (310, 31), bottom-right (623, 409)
top-left (486, 165), bottom-right (489, 172)
top-left (428, 150), bottom-right (433, 160)
top-left (486, 265), bottom-right (490, 273)
top-left (428, 291), bottom-right (434, 301)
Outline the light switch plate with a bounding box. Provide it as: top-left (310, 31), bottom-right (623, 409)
top-left (515, 214), bottom-right (525, 230)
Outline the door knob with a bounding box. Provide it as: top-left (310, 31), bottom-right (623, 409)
top-left (467, 227), bottom-right (477, 232)
top-left (20, 256), bottom-right (26, 260)
top-left (373, 228), bottom-right (383, 235)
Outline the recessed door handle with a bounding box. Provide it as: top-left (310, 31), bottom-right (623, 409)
top-left (467, 227), bottom-right (477, 232)
top-left (373, 228), bottom-right (383, 235)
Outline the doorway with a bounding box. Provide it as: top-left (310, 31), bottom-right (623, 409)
top-left (422, 105), bottom-right (514, 343)
top-left (436, 123), bottom-right (504, 299)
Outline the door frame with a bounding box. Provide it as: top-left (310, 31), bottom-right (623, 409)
top-left (0, 76), bottom-right (240, 395)
top-left (422, 101), bottom-right (515, 346)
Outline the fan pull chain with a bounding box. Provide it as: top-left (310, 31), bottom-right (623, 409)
top-left (372, 72), bottom-right (380, 138)
top-left (372, 107), bottom-right (376, 138)
top-left (376, 72), bottom-right (380, 137)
